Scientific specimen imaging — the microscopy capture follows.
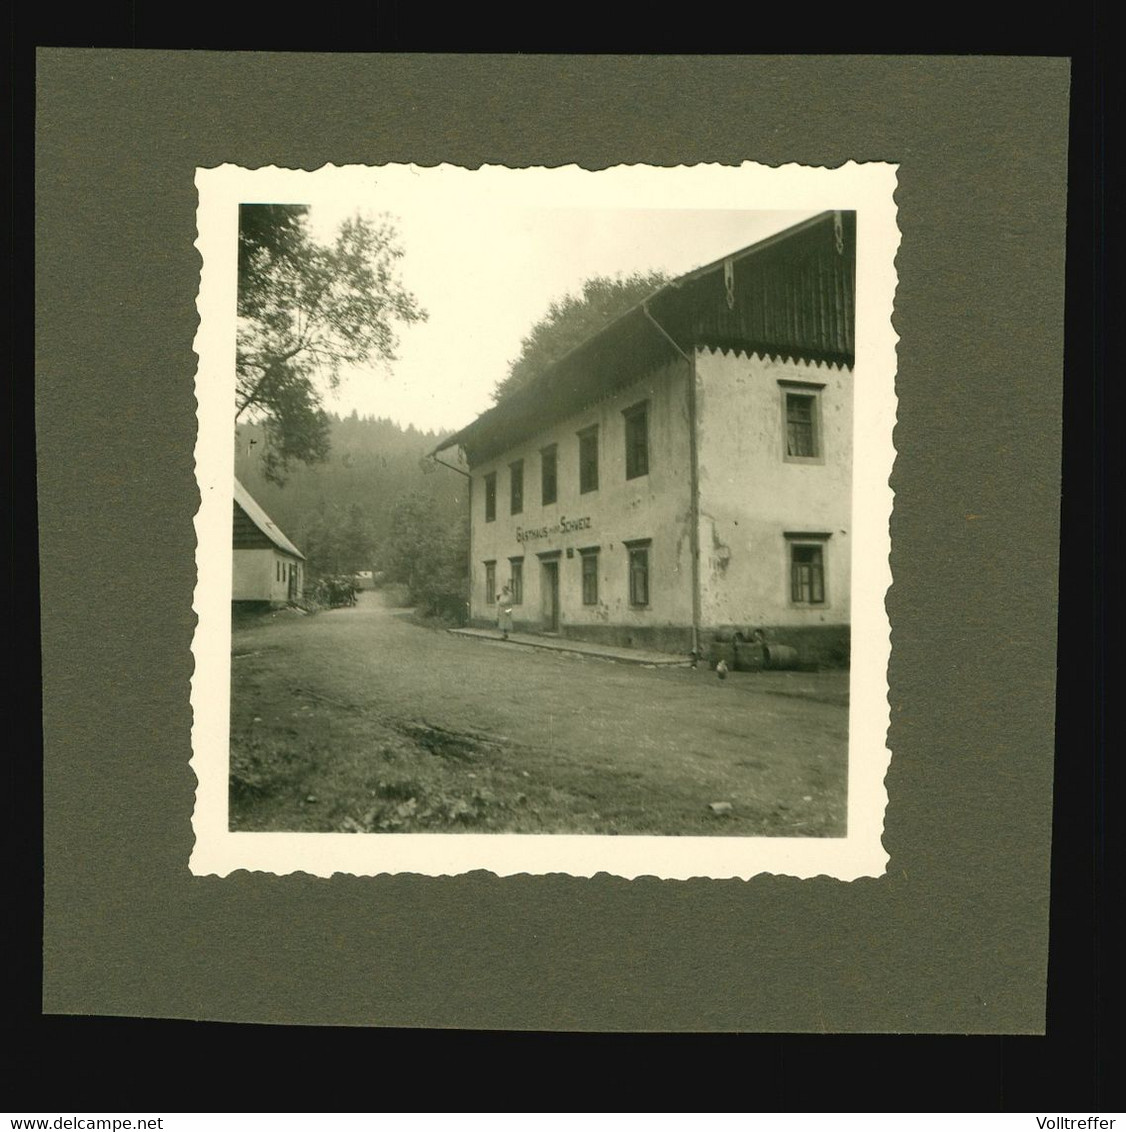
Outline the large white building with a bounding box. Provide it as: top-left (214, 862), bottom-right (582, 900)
top-left (433, 211), bottom-right (855, 666)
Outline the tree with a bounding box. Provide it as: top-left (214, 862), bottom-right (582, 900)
top-left (236, 204), bottom-right (427, 484)
top-left (492, 270), bottom-right (669, 404)
top-left (301, 499), bottom-right (376, 578)
top-left (301, 508), bottom-right (346, 577)
top-left (384, 492), bottom-right (468, 622)
top-left (237, 204), bottom-right (310, 319)
top-left (341, 501), bottom-right (376, 573)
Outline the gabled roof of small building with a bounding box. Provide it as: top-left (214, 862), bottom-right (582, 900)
top-left (233, 477), bottom-right (305, 559)
top-left (433, 210), bottom-right (855, 466)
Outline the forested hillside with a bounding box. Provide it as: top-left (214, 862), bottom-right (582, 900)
top-left (235, 413), bottom-right (469, 616)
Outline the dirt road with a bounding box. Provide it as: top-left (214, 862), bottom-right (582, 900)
top-left (230, 590), bottom-right (848, 836)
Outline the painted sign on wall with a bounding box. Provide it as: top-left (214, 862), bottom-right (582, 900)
top-left (515, 516), bottom-right (593, 544)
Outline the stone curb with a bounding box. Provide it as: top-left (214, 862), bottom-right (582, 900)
top-left (447, 628), bottom-right (691, 667)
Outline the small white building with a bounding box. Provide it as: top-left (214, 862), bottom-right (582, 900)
top-left (232, 477), bottom-right (305, 605)
top-left (433, 211), bottom-right (855, 666)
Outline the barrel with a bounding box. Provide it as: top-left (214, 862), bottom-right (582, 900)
top-left (733, 640), bottom-right (765, 671)
top-left (764, 644), bottom-right (799, 670)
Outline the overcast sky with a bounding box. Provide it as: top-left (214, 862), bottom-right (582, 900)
top-left (287, 166), bottom-right (818, 433)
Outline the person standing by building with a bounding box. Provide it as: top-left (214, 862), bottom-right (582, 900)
top-left (498, 582), bottom-right (514, 640)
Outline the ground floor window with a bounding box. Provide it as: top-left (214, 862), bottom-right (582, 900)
top-left (624, 538), bottom-right (651, 607)
top-left (580, 548), bottom-right (599, 605)
top-left (787, 537), bottom-right (828, 605)
top-left (509, 557), bottom-right (524, 604)
top-left (484, 560), bottom-right (496, 604)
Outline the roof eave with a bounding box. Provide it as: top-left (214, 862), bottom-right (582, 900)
top-left (434, 210), bottom-right (848, 464)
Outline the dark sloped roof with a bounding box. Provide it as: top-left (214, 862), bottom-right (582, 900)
top-left (434, 210), bottom-right (855, 465)
top-left (233, 477), bottom-right (305, 559)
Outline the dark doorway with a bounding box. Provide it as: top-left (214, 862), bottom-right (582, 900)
top-left (541, 559), bottom-right (559, 632)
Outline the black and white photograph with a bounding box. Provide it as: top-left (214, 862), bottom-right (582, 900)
top-left (191, 162), bottom-right (898, 880)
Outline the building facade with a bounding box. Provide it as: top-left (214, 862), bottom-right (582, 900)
top-left (434, 212), bottom-right (855, 665)
top-left (232, 477), bottom-right (305, 605)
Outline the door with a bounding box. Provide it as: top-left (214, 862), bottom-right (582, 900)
top-left (541, 560), bottom-right (559, 632)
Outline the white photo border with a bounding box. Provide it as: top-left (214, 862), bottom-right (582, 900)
top-left (190, 161), bottom-right (899, 881)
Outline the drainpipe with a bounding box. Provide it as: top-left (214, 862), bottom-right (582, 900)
top-left (642, 303), bottom-right (701, 659)
top-left (430, 452), bottom-right (470, 479)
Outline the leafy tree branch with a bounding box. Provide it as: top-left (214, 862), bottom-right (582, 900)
top-left (492, 270), bottom-right (669, 404)
top-left (236, 204), bottom-right (427, 484)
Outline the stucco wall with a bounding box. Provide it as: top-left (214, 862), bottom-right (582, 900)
top-left (232, 548), bottom-right (302, 603)
top-left (695, 348), bottom-right (852, 632)
top-left (469, 359), bottom-right (694, 638)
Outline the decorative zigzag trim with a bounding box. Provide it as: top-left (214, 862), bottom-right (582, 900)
top-left (695, 345), bottom-right (850, 371)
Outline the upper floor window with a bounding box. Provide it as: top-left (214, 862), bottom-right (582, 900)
top-left (786, 394), bottom-right (816, 456)
top-left (623, 401), bottom-right (650, 479)
top-left (779, 380), bottom-right (826, 463)
top-left (540, 445), bottom-right (558, 506)
top-left (510, 459), bottom-right (524, 515)
top-left (578, 426), bottom-right (599, 494)
top-left (484, 472), bottom-right (496, 522)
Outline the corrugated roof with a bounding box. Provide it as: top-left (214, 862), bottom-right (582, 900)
top-left (233, 477), bottom-right (305, 560)
top-left (433, 211), bottom-right (855, 466)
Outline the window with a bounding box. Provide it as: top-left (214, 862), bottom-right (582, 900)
top-left (623, 401), bottom-right (649, 479)
top-left (786, 394), bottom-right (816, 456)
top-left (541, 445), bottom-right (558, 506)
top-left (578, 426), bottom-right (599, 494)
top-left (509, 459), bottom-right (524, 515)
top-left (484, 560), bottom-right (496, 604)
top-left (484, 472), bottom-right (496, 522)
top-left (779, 381), bottom-right (825, 462)
top-left (787, 537), bottom-right (828, 605)
top-left (509, 558), bottom-right (524, 604)
top-left (580, 548), bottom-right (599, 605)
top-left (625, 539), bottom-right (651, 607)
